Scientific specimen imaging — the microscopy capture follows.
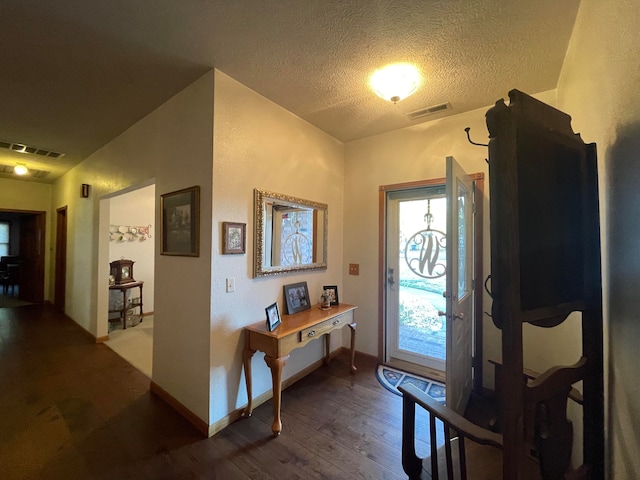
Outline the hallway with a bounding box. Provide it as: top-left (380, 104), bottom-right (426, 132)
top-left (0, 304), bottom-right (421, 479)
top-left (0, 305), bottom-right (202, 479)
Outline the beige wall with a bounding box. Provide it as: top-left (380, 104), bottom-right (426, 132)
top-left (210, 70), bottom-right (345, 425)
top-left (557, 0), bottom-right (640, 477)
top-left (0, 177), bottom-right (53, 301)
top-left (51, 71), bottom-right (214, 423)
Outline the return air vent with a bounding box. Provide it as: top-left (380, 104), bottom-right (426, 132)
top-left (406, 102), bottom-right (450, 120)
top-left (0, 140), bottom-right (65, 159)
top-left (0, 163), bottom-right (50, 178)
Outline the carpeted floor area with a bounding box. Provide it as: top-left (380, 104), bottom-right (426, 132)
top-left (376, 364), bottom-right (446, 402)
top-left (104, 315), bottom-right (153, 378)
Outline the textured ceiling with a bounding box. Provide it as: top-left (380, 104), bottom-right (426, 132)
top-left (0, 0), bottom-right (581, 183)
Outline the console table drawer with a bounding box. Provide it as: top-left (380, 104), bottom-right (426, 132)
top-left (299, 313), bottom-right (347, 342)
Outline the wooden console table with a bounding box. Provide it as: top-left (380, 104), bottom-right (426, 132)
top-left (108, 281), bottom-right (144, 330)
top-left (243, 303), bottom-right (357, 435)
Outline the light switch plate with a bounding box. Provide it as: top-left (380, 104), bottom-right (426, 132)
top-left (226, 277), bottom-right (235, 293)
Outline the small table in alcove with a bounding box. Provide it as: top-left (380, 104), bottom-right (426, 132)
top-left (108, 281), bottom-right (144, 330)
top-left (243, 303), bottom-right (357, 436)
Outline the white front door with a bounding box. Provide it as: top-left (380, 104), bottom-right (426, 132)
top-left (445, 156), bottom-right (475, 414)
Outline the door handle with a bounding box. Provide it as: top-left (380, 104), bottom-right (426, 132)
top-left (437, 310), bottom-right (446, 317)
top-left (453, 312), bottom-right (464, 320)
top-left (387, 267), bottom-right (395, 287)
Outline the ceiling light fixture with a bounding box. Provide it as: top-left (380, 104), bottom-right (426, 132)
top-left (14, 164), bottom-right (29, 176)
top-left (370, 63), bottom-right (422, 104)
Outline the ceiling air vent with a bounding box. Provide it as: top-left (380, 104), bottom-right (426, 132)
top-left (0, 140), bottom-right (65, 159)
top-left (407, 102), bottom-right (450, 120)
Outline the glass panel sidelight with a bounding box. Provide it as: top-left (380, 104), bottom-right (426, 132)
top-left (457, 180), bottom-right (469, 299)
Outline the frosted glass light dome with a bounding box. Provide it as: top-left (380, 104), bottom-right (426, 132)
top-left (370, 63), bottom-right (422, 103)
top-left (14, 164), bottom-right (28, 175)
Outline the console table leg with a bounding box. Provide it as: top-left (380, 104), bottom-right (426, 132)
top-left (122, 290), bottom-right (127, 329)
top-left (324, 333), bottom-right (331, 366)
top-left (242, 347), bottom-right (256, 417)
top-left (349, 322), bottom-right (357, 374)
top-left (264, 354), bottom-right (289, 436)
top-left (139, 283), bottom-right (144, 320)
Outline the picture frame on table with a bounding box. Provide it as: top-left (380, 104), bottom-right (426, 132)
top-left (283, 281), bottom-right (311, 315)
top-left (322, 285), bottom-right (339, 306)
top-left (265, 302), bottom-right (281, 332)
top-left (222, 222), bottom-right (246, 254)
top-left (161, 185), bottom-right (200, 256)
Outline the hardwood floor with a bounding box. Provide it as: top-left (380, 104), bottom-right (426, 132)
top-left (0, 304), bottom-right (435, 480)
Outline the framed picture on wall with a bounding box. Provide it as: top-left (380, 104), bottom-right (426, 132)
top-left (284, 281), bottom-right (311, 315)
top-left (161, 186), bottom-right (200, 256)
top-left (222, 222), bottom-right (246, 254)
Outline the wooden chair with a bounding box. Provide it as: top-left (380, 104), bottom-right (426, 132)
top-left (4, 263), bottom-right (19, 295)
top-left (400, 382), bottom-right (506, 480)
top-left (399, 358), bottom-right (588, 480)
top-left (0, 270), bottom-right (8, 294)
top-left (0, 256), bottom-right (20, 295)
top-left (487, 358), bottom-right (583, 438)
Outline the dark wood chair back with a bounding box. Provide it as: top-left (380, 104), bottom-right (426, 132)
top-left (400, 358), bottom-right (587, 480)
top-left (399, 382), bottom-right (506, 480)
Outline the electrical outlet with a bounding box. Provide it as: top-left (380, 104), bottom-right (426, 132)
top-left (226, 277), bottom-right (235, 293)
top-left (349, 263), bottom-right (359, 275)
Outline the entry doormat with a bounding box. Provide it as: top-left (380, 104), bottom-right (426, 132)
top-left (376, 365), bottom-right (446, 403)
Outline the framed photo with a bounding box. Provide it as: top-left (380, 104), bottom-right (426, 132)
top-left (284, 282), bottom-right (311, 315)
top-left (161, 186), bottom-right (200, 256)
top-left (265, 302), bottom-right (281, 332)
top-left (222, 222), bottom-right (246, 254)
top-left (323, 285), bottom-right (339, 306)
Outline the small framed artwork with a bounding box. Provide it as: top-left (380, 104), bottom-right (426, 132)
top-left (284, 281), bottom-right (311, 315)
top-left (265, 302), bottom-right (281, 332)
top-left (222, 222), bottom-right (246, 254)
top-left (323, 285), bottom-right (339, 306)
top-left (161, 186), bottom-right (200, 256)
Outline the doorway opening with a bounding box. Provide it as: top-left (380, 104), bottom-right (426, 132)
top-left (0, 209), bottom-right (46, 308)
top-left (55, 206), bottom-right (67, 313)
top-left (385, 186), bottom-right (447, 377)
top-left (99, 182), bottom-right (156, 378)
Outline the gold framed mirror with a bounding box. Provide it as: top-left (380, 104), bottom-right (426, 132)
top-left (254, 189), bottom-right (328, 277)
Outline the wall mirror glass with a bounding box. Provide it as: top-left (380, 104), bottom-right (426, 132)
top-left (254, 189), bottom-right (328, 277)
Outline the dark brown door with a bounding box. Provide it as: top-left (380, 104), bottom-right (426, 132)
top-left (18, 213), bottom-right (46, 303)
top-left (54, 207), bottom-right (67, 313)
